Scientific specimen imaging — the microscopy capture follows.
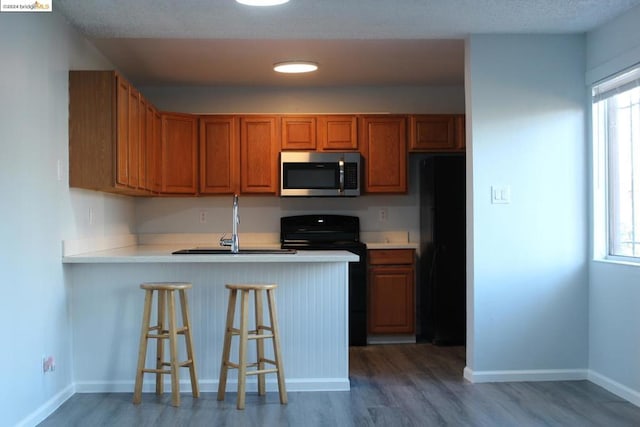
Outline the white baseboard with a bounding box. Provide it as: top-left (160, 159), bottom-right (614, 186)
top-left (463, 366), bottom-right (588, 383)
top-left (464, 366), bottom-right (640, 408)
top-left (589, 370), bottom-right (640, 407)
top-left (16, 384), bottom-right (75, 427)
top-left (74, 378), bottom-right (350, 393)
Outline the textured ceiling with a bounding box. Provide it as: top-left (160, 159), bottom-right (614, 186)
top-left (55, 0), bottom-right (640, 87)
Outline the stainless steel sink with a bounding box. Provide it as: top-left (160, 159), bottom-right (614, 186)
top-left (172, 248), bottom-right (297, 255)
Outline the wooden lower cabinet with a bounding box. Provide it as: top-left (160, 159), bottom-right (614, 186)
top-left (368, 249), bottom-right (415, 335)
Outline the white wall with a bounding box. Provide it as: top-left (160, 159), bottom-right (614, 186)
top-left (586, 4), bottom-right (640, 404)
top-left (465, 35), bottom-right (588, 379)
top-left (0, 11), bottom-right (135, 427)
top-left (135, 86), bottom-right (465, 241)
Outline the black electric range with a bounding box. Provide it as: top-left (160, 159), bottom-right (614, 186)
top-left (281, 215), bottom-right (367, 346)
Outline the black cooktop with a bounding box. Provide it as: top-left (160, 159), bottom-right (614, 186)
top-left (280, 215), bottom-right (362, 249)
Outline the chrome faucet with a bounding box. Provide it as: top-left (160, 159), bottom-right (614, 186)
top-left (220, 194), bottom-right (240, 253)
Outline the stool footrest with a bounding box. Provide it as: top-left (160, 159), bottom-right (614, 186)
top-left (227, 328), bottom-right (275, 340)
top-left (223, 358), bottom-right (277, 370)
top-left (246, 368), bottom-right (278, 376)
top-left (142, 368), bottom-right (172, 375)
top-left (146, 327), bottom-right (189, 340)
top-left (158, 360), bottom-right (195, 368)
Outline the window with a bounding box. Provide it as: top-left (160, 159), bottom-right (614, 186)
top-left (593, 65), bottom-right (640, 259)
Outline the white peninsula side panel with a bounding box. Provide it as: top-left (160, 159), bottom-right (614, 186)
top-left (67, 261), bottom-right (350, 392)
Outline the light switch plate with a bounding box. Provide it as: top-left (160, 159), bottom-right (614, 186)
top-left (491, 185), bottom-right (511, 204)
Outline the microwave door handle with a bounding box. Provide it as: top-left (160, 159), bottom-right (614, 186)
top-left (339, 160), bottom-right (345, 194)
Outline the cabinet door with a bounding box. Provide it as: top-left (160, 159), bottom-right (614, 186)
top-left (360, 116), bottom-right (407, 193)
top-left (455, 114), bottom-right (466, 151)
top-left (409, 114), bottom-right (464, 152)
top-left (144, 102), bottom-right (159, 193)
top-left (368, 266), bottom-right (415, 334)
top-left (240, 116), bottom-right (279, 194)
top-left (161, 113), bottom-right (198, 194)
top-left (138, 96), bottom-right (147, 191)
top-left (281, 116), bottom-right (316, 150)
top-left (200, 116), bottom-right (239, 194)
top-left (318, 115), bottom-right (358, 151)
top-left (115, 75), bottom-right (129, 187)
top-left (151, 109), bottom-right (163, 193)
top-left (127, 86), bottom-right (140, 189)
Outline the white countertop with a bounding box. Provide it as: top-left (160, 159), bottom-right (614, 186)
top-left (62, 245), bottom-right (359, 264)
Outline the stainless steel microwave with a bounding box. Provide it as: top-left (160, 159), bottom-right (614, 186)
top-left (280, 151), bottom-right (361, 197)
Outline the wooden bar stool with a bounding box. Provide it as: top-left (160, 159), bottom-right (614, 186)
top-left (217, 283), bottom-right (287, 410)
top-left (133, 282), bottom-right (199, 407)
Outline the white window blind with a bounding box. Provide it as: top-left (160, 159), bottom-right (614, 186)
top-left (593, 64), bottom-right (640, 258)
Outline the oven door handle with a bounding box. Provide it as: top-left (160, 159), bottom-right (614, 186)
top-left (339, 160), bottom-right (345, 194)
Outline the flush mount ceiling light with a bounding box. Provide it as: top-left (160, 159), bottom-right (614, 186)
top-left (235, 0), bottom-right (290, 5)
top-left (273, 61), bottom-right (319, 74)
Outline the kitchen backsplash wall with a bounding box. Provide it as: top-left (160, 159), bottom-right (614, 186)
top-left (135, 155), bottom-right (429, 243)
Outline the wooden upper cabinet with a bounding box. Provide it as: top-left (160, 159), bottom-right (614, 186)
top-left (150, 109), bottom-right (163, 193)
top-left (455, 115), bottom-right (466, 151)
top-left (200, 116), bottom-right (239, 195)
top-left (138, 96), bottom-right (147, 191)
top-left (69, 70), bottom-right (148, 195)
top-left (409, 114), bottom-right (465, 152)
top-left (161, 112), bottom-right (198, 194)
top-left (115, 74), bottom-right (130, 187)
top-left (318, 115), bottom-right (358, 151)
top-left (360, 115), bottom-right (407, 194)
top-left (127, 87), bottom-right (141, 189)
top-left (281, 116), bottom-right (316, 150)
top-left (240, 116), bottom-right (280, 194)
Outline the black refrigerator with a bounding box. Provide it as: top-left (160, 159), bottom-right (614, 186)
top-left (419, 155), bottom-right (466, 345)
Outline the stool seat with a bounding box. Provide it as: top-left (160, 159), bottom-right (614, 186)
top-left (133, 281), bottom-right (199, 407)
top-left (218, 283), bottom-right (287, 410)
top-left (225, 283), bottom-right (277, 291)
top-left (141, 282), bottom-right (192, 291)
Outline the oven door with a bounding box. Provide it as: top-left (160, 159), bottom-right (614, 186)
top-left (280, 152), bottom-right (360, 197)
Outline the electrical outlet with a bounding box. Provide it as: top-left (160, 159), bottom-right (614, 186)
top-left (199, 211), bottom-right (207, 224)
top-left (56, 159), bottom-right (62, 181)
top-left (89, 207), bottom-right (94, 225)
top-left (378, 208), bottom-right (388, 222)
top-left (42, 355), bottom-right (55, 373)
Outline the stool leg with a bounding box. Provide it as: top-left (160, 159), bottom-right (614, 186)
top-left (267, 289), bottom-right (287, 404)
top-left (254, 289), bottom-right (266, 396)
top-left (167, 290), bottom-right (180, 407)
top-left (179, 289), bottom-right (199, 398)
top-left (217, 289), bottom-right (237, 401)
top-left (156, 289), bottom-right (166, 396)
top-left (237, 290), bottom-right (250, 410)
top-left (133, 289), bottom-right (154, 404)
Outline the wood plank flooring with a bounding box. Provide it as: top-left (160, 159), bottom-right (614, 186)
top-left (38, 344), bottom-right (640, 426)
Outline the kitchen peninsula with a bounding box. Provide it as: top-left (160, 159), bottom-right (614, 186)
top-left (63, 242), bottom-right (358, 393)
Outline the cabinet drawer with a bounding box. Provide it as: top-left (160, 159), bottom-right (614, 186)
top-left (368, 249), bottom-right (414, 265)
